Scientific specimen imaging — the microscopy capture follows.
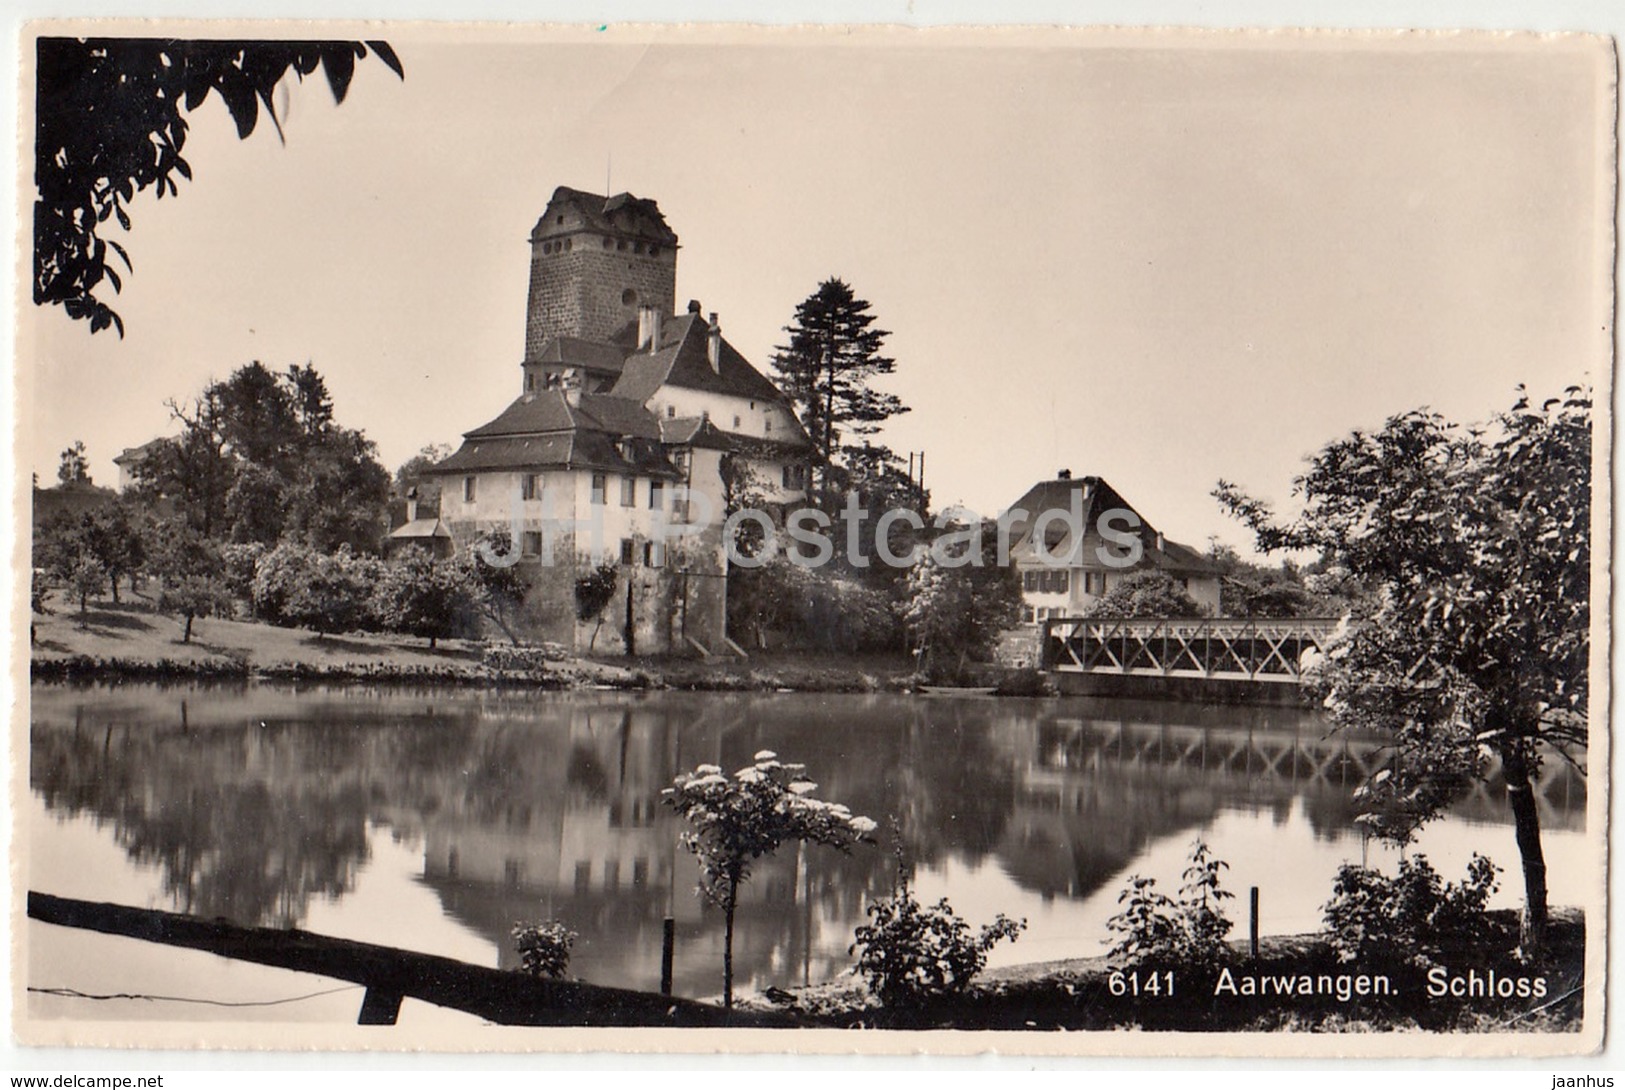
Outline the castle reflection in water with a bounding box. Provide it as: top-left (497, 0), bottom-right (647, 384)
top-left (29, 684), bottom-right (1585, 998)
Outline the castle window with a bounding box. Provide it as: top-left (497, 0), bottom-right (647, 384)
top-left (556, 215), bottom-right (564, 224)
top-left (649, 246), bottom-right (660, 258)
top-left (521, 473), bottom-right (539, 501)
top-left (634, 242), bottom-right (644, 255)
top-left (633, 858), bottom-right (649, 887)
top-left (463, 477), bottom-right (476, 503)
top-left (649, 481), bottom-right (664, 510)
top-left (1021, 605), bottom-right (1035, 624)
top-left (733, 415), bottom-right (742, 428)
top-left (525, 373), bottom-right (536, 392)
top-left (764, 419), bottom-right (773, 434)
top-left (666, 405), bottom-right (676, 418)
top-left (617, 240), bottom-right (627, 251)
top-left (564, 238), bottom-right (572, 251)
top-left (574, 861), bottom-right (591, 894)
top-left (620, 476), bottom-right (637, 506)
top-left (622, 288), bottom-right (637, 305)
top-left (603, 237), bottom-right (612, 248)
top-left (591, 474), bottom-right (606, 505)
top-left (620, 538), bottom-right (636, 565)
top-left (644, 541), bottom-right (665, 568)
top-left (603, 860), bottom-right (620, 891)
top-left (522, 531), bottom-right (543, 556)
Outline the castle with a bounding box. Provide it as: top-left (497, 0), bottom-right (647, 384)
top-left (422, 187), bottom-right (810, 654)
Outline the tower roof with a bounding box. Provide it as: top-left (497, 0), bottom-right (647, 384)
top-left (531, 186), bottom-right (679, 245)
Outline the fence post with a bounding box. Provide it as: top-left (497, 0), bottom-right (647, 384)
top-left (660, 916), bottom-right (675, 996)
top-left (1249, 886), bottom-right (1260, 959)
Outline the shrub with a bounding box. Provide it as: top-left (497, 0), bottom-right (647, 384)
top-left (850, 882), bottom-right (1025, 1007)
top-left (1105, 837), bottom-right (1235, 969)
top-left (1322, 853), bottom-right (1501, 971)
top-left (992, 666), bottom-right (1057, 697)
top-left (511, 920), bottom-right (577, 979)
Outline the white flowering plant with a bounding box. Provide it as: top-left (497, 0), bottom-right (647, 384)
top-left (663, 750), bottom-right (877, 1008)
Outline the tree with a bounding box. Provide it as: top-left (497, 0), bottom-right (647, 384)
top-left (459, 532), bottom-right (529, 645)
top-left (57, 440), bottom-right (90, 484)
top-left (1214, 387), bottom-right (1590, 957)
top-left (771, 279), bottom-right (908, 499)
top-left (372, 553), bottom-right (475, 649)
top-left (899, 522), bottom-right (1023, 681)
top-left (136, 363), bottom-right (391, 550)
top-left (574, 563), bottom-right (619, 651)
top-left (663, 752), bottom-right (876, 1008)
top-left (150, 522), bottom-right (230, 643)
top-left (79, 502), bottom-right (148, 605)
top-left (395, 443), bottom-right (453, 512)
top-left (34, 38), bottom-right (402, 335)
top-left (1081, 570), bottom-right (1210, 620)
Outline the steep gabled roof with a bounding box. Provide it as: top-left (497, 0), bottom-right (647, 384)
top-left (609, 313), bottom-right (787, 405)
top-left (1003, 475), bottom-right (1218, 575)
top-left (533, 187), bottom-right (678, 245)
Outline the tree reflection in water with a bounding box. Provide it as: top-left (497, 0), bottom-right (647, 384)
top-left (28, 683), bottom-right (1584, 995)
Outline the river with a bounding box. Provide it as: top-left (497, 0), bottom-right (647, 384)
top-left (24, 682), bottom-right (1588, 1026)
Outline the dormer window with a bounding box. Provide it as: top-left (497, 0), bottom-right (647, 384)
top-left (666, 405), bottom-right (676, 419)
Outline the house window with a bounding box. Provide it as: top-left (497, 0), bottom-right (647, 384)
top-left (522, 531), bottom-right (543, 556)
top-left (649, 481), bottom-right (664, 509)
top-left (574, 861), bottom-right (591, 894)
top-left (666, 405), bottom-right (676, 418)
top-left (632, 858), bottom-right (649, 888)
top-left (620, 476), bottom-right (637, 506)
top-left (603, 859), bottom-right (620, 891)
top-left (620, 538), bottom-right (636, 565)
top-left (1021, 605), bottom-right (1035, 623)
top-left (591, 473), bottom-right (607, 505)
top-left (504, 859), bottom-right (521, 890)
top-left (644, 541), bottom-right (665, 568)
top-left (783, 465), bottom-right (796, 489)
top-left (672, 491), bottom-right (691, 523)
top-left (732, 415), bottom-right (742, 428)
top-left (765, 418), bottom-right (773, 434)
top-left (521, 473), bottom-right (539, 501)
top-left (1055, 571), bottom-right (1070, 594)
top-left (463, 477), bottom-right (477, 503)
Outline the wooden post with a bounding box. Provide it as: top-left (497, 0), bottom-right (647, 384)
top-left (660, 916), bottom-right (675, 996)
top-left (1249, 886), bottom-right (1260, 959)
top-left (358, 988), bottom-right (403, 1025)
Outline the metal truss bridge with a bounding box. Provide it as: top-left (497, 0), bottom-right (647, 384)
top-left (1042, 616), bottom-right (1348, 685)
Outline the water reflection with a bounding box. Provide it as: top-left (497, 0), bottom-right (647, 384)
top-left (29, 683), bottom-right (1586, 1000)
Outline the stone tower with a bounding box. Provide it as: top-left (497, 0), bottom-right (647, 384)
top-left (523, 187), bottom-right (679, 361)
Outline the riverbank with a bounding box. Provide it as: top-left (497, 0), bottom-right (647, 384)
top-left (28, 598), bottom-right (944, 693)
top-left (735, 909), bottom-right (1586, 1032)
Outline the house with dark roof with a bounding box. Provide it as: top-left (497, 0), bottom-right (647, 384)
top-left (1002, 472), bottom-right (1222, 626)
top-left (425, 186), bottom-right (811, 654)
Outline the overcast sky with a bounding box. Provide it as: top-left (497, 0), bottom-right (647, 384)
top-left (23, 26), bottom-right (1613, 554)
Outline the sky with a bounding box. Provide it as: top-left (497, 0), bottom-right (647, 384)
top-left (22, 26), bottom-right (1614, 556)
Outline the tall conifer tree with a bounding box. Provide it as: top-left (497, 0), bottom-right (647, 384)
top-left (771, 278), bottom-right (908, 498)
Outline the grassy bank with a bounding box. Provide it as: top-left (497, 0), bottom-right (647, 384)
top-left (735, 909), bottom-right (1585, 1032)
top-left (29, 595), bottom-right (940, 693)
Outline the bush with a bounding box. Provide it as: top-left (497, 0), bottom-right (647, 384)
top-left (850, 882), bottom-right (1025, 1007)
top-left (511, 920), bottom-right (577, 979)
top-left (1105, 838), bottom-right (1235, 969)
top-left (1322, 853), bottom-right (1501, 971)
top-left (252, 542), bottom-right (380, 635)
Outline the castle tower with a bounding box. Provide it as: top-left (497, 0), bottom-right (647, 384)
top-left (523, 187), bottom-right (679, 361)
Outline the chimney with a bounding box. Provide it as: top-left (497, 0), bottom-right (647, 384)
top-left (1155, 531), bottom-right (1166, 552)
top-left (1057, 469), bottom-right (1072, 480)
top-left (707, 312), bottom-right (722, 373)
top-left (636, 305), bottom-right (655, 350)
top-left (405, 486), bottom-right (419, 524)
top-left (649, 308), bottom-right (663, 354)
top-left (687, 299), bottom-right (703, 314)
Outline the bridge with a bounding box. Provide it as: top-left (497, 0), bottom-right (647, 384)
top-left (1040, 616), bottom-right (1347, 696)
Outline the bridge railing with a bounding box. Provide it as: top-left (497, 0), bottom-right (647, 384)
top-left (1041, 616), bottom-right (1349, 683)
